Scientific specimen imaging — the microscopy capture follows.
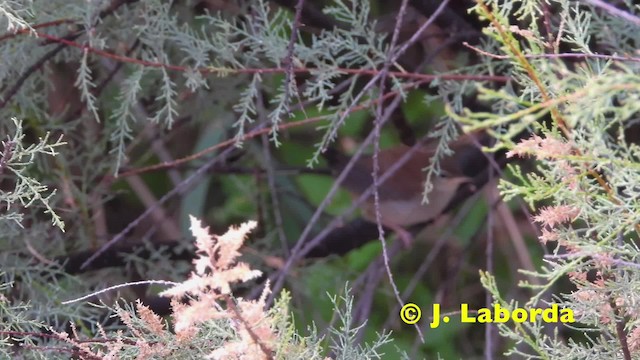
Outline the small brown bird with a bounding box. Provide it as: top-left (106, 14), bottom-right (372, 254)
top-left (324, 132), bottom-right (492, 247)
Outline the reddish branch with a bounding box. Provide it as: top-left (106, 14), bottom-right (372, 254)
top-left (0, 0), bottom-right (139, 109)
top-left (115, 82), bottom-right (420, 179)
top-left (0, 19), bottom-right (74, 42)
top-left (25, 32), bottom-right (509, 84)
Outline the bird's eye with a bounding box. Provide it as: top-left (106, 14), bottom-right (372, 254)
top-left (438, 170), bottom-right (452, 179)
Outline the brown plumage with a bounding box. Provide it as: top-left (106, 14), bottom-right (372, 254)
top-left (324, 132), bottom-right (492, 246)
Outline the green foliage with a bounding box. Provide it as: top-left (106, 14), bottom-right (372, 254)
top-left (458, 0), bottom-right (640, 358)
top-left (0, 118), bottom-right (65, 229)
top-left (2, 0), bottom-right (640, 358)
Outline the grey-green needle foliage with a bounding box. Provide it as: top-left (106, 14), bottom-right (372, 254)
top-left (457, 0), bottom-right (640, 359)
top-left (0, 0), bottom-right (404, 358)
top-left (2, 0), bottom-right (640, 358)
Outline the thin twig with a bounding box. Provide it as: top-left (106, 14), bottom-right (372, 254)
top-left (463, 42), bottom-right (640, 62)
top-left (0, 141), bottom-right (15, 177)
top-left (268, 0), bottom-right (455, 305)
top-left (79, 144), bottom-right (237, 269)
top-left (371, 0), bottom-right (424, 342)
top-left (266, 93), bottom-right (404, 304)
top-left (281, 0), bottom-right (306, 117)
top-left (321, 0), bottom-right (454, 148)
top-left (583, 0), bottom-right (640, 26)
top-left (0, 0), bottom-right (138, 109)
top-left (0, 42), bottom-right (70, 109)
top-left (61, 280), bottom-right (178, 304)
top-left (611, 295), bottom-right (632, 360)
top-left (484, 176), bottom-right (496, 360)
top-left (257, 88), bottom-right (290, 257)
top-left (0, 19), bottom-right (73, 42)
top-left (611, 231), bottom-right (632, 360)
top-left (28, 31), bottom-right (510, 83)
top-left (382, 190), bottom-right (483, 330)
top-left (117, 83), bottom-right (413, 178)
